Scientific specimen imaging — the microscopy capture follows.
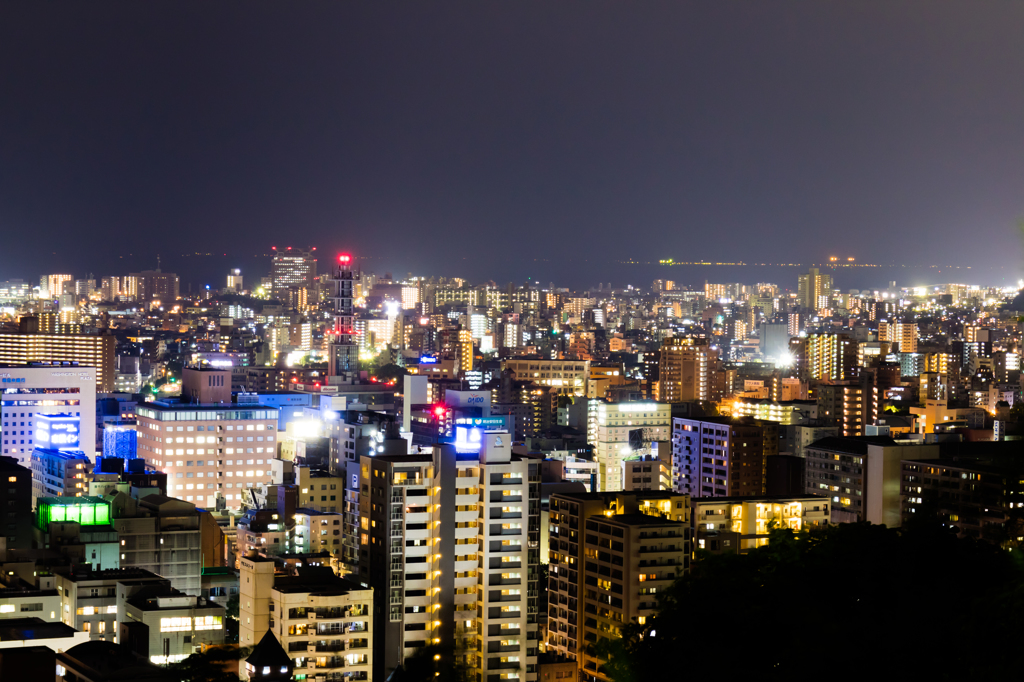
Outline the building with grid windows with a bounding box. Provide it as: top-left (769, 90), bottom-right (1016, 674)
top-left (135, 401), bottom-right (278, 509)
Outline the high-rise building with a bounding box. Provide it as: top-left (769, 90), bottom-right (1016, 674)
top-left (816, 375), bottom-right (879, 437)
top-left (0, 365), bottom-right (98, 464)
top-left (671, 416), bottom-right (775, 498)
top-left (588, 401), bottom-right (671, 491)
top-left (656, 337), bottom-right (719, 403)
top-left (44, 275), bottom-right (73, 300)
top-left (879, 320), bottom-right (918, 353)
top-left (0, 456), bottom-right (33, 549)
top-left (134, 401), bottom-right (279, 509)
top-left (127, 270), bottom-right (180, 303)
top-left (327, 254), bottom-right (358, 377)
top-left (357, 432), bottom-right (540, 682)
top-left (0, 336), bottom-right (114, 392)
top-left (226, 269), bottom-right (243, 293)
top-left (797, 267), bottom-right (832, 310)
top-left (805, 436), bottom-right (939, 525)
top-left (547, 491), bottom-right (690, 680)
top-left (790, 333), bottom-right (858, 382)
top-left (270, 247), bottom-right (318, 302)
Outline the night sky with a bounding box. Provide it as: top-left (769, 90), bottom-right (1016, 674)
top-left (2, 2), bottom-right (1024, 290)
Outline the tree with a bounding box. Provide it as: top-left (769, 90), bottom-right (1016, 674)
top-left (224, 593), bottom-right (240, 644)
top-left (600, 522), bottom-right (1024, 681)
top-left (166, 645), bottom-right (244, 682)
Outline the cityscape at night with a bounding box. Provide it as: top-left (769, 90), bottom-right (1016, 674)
top-left (2, 2), bottom-right (1024, 681)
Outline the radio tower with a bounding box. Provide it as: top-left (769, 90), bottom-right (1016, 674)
top-left (327, 253), bottom-right (359, 379)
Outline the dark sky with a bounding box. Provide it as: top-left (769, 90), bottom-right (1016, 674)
top-left (2, 1), bottom-right (1024, 290)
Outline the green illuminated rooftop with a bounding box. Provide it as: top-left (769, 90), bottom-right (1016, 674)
top-left (35, 496), bottom-right (112, 531)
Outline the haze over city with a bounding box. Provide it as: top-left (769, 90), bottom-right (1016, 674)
top-left (3, 2), bottom-right (1024, 287)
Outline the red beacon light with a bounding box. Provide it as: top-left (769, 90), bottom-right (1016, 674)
top-left (338, 254), bottom-right (352, 264)
top-left (433, 405), bottom-right (446, 417)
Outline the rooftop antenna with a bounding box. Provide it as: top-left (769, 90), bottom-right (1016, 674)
top-left (156, 253), bottom-right (162, 272)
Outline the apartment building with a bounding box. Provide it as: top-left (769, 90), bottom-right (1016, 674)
top-left (134, 401), bottom-right (279, 509)
top-left (358, 432), bottom-right (541, 682)
top-left (239, 556), bottom-right (372, 681)
top-left (619, 454), bottom-right (671, 492)
top-left (0, 336), bottom-right (115, 392)
top-left (671, 417), bottom-right (776, 498)
top-left (546, 491), bottom-right (689, 682)
top-left (656, 337), bottom-right (718, 403)
top-left (805, 436), bottom-right (939, 526)
top-left (692, 495), bottom-right (830, 553)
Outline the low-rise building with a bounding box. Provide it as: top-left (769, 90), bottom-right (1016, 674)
top-left (692, 495), bottom-right (830, 553)
top-left (123, 589), bottom-right (226, 665)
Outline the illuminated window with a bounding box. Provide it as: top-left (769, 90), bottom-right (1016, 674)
top-left (160, 616), bottom-right (192, 632)
top-left (194, 615), bottom-right (223, 630)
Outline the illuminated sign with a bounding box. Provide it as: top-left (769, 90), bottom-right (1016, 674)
top-left (454, 426), bottom-right (483, 452)
top-left (419, 356), bottom-right (438, 364)
top-left (34, 414), bottom-right (81, 451)
top-left (455, 417), bottom-right (506, 427)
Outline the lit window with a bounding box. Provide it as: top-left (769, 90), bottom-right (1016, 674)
top-left (160, 616), bottom-right (192, 632)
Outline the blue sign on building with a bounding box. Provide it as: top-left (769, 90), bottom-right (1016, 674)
top-left (34, 414), bottom-right (81, 451)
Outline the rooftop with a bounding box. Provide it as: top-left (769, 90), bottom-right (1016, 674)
top-left (273, 566), bottom-right (367, 595)
top-left (0, 617), bottom-right (79, 641)
top-left (598, 513), bottom-right (687, 527)
top-left (693, 494), bottom-right (829, 504)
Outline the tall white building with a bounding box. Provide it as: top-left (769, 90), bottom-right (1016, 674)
top-left (358, 431), bottom-right (540, 682)
top-left (588, 402), bottom-right (671, 492)
top-left (0, 364), bottom-right (97, 465)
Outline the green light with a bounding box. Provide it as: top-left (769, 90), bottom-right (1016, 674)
top-left (36, 497), bottom-right (112, 532)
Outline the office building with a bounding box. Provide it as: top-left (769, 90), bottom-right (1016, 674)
top-left (135, 401), bottom-right (279, 509)
top-left (270, 248), bottom-right (318, 302)
top-left (123, 588), bottom-right (226, 665)
top-left (1, 366), bottom-right (98, 464)
top-left (546, 491), bottom-right (689, 680)
top-left (239, 556), bottom-right (373, 681)
top-left (501, 358), bottom-right (590, 396)
top-left (589, 402), bottom-right (671, 492)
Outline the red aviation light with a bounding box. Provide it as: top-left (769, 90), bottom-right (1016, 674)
top-left (339, 254), bottom-right (352, 264)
